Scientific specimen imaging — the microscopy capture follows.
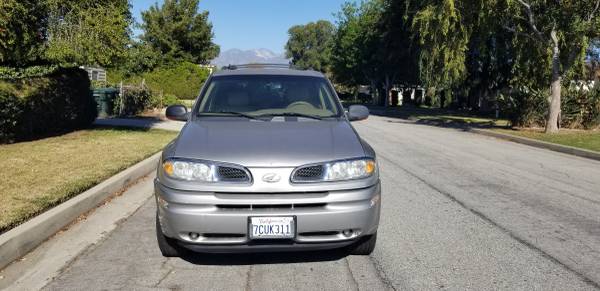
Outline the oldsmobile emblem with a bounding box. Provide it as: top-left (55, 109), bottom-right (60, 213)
top-left (262, 173), bottom-right (281, 183)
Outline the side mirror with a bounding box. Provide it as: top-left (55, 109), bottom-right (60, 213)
top-left (165, 105), bottom-right (189, 121)
top-left (347, 105), bottom-right (369, 121)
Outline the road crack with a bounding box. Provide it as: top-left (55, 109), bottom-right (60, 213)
top-left (367, 255), bottom-right (399, 291)
top-left (153, 259), bottom-right (174, 288)
top-left (378, 153), bottom-right (600, 290)
top-left (244, 265), bottom-right (253, 291)
top-left (344, 258), bottom-right (360, 291)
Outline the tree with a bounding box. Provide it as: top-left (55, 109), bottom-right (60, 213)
top-left (331, 1), bottom-right (385, 103)
top-left (44, 0), bottom-right (132, 67)
top-left (502, 0), bottom-right (600, 133)
top-left (330, 0), bottom-right (419, 105)
top-left (285, 20), bottom-right (335, 72)
top-left (120, 41), bottom-right (162, 76)
top-left (378, 0), bottom-right (420, 105)
top-left (141, 0), bottom-right (219, 65)
top-left (411, 0), bottom-right (471, 102)
top-left (0, 0), bottom-right (47, 66)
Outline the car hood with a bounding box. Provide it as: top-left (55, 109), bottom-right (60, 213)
top-left (172, 119), bottom-right (366, 167)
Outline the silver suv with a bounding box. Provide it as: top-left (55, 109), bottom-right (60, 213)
top-left (155, 64), bottom-right (380, 256)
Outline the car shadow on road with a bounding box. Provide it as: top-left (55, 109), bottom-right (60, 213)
top-left (178, 249), bottom-right (351, 265)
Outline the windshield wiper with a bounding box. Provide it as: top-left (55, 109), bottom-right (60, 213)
top-left (198, 111), bottom-right (263, 121)
top-left (256, 112), bottom-right (325, 120)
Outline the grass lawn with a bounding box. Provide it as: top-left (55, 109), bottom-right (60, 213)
top-left (0, 127), bottom-right (177, 234)
top-left (493, 128), bottom-right (600, 153)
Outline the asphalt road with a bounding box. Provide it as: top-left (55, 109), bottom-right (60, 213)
top-left (38, 115), bottom-right (600, 290)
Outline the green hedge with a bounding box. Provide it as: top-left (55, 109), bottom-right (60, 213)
top-left (109, 62), bottom-right (210, 100)
top-left (0, 67), bottom-right (97, 143)
top-left (0, 65), bottom-right (62, 79)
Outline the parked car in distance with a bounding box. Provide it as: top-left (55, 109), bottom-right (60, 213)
top-left (155, 64), bottom-right (380, 256)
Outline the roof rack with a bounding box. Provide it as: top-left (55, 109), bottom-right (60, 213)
top-left (223, 63), bottom-right (298, 70)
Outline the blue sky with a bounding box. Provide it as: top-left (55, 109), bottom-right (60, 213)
top-left (131, 0), bottom-right (348, 53)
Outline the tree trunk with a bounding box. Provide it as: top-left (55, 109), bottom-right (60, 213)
top-left (370, 80), bottom-right (378, 105)
top-left (545, 30), bottom-right (561, 133)
top-left (383, 75), bottom-right (391, 107)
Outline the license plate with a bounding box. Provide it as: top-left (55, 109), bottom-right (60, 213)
top-left (249, 217), bottom-right (295, 239)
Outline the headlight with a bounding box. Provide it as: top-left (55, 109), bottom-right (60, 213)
top-left (292, 158), bottom-right (376, 182)
top-left (162, 159), bottom-right (217, 182)
top-left (324, 159), bottom-right (376, 181)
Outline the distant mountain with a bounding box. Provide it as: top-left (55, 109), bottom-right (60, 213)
top-left (210, 48), bottom-right (289, 68)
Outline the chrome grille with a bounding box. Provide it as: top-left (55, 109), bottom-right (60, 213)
top-left (217, 166), bottom-right (250, 182)
top-left (216, 203), bottom-right (327, 210)
top-left (292, 165), bottom-right (324, 182)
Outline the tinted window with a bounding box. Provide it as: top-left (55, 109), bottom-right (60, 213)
top-left (197, 75), bottom-right (340, 117)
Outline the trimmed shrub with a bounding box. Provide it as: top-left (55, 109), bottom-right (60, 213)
top-left (108, 61), bottom-right (210, 100)
top-left (0, 67), bottom-right (97, 143)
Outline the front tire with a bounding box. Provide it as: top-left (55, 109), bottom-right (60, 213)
top-left (156, 214), bottom-right (180, 257)
top-left (350, 232), bottom-right (377, 255)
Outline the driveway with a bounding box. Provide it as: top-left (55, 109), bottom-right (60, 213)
top-left (5, 115), bottom-right (600, 290)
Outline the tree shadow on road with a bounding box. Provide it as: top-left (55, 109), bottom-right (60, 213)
top-left (178, 248), bottom-right (351, 265)
top-left (366, 105), bottom-right (511, 131)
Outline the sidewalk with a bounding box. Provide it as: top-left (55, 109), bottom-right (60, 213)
top-left (94, 117), bottom-right (184, 131)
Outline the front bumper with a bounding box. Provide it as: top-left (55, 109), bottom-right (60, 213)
top-left (155, 180), bottom-right (381, 252)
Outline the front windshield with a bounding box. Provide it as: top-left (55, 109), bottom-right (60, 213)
top-left (196, 75), bottom-right (341, 118)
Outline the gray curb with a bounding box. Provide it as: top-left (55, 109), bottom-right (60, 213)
top-left (0, 152), bottom-right (161, 271)
top-left (470, 128), bottom-right (600, 162)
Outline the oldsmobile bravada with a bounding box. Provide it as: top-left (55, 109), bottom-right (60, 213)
top-left (155, 64), bottom-right (380, 256)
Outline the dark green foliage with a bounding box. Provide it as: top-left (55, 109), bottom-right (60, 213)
top-left (0, 68), bottom-right (97, 143)
top-left (45, 0), bottom-right (132, 68)
top-left (330, 1), bottom-right (384, 87)
top-left (141, 0), bottom-right (219, 65)
top-left (1, 0), bottom-right (131, 68)
top-left (0, 65), bottom-right (64, 79)
top-left (0, 90), bottom-right (24, 142)
top-left (143, 62), bottom-right (209, 99)
top-left (285, 20), bottom-right (335, 72)
top-left (109, 62), bottom-right (210, 100)
top-left (120, 42), bottom-right (162, 76)
top-left (329, 0), bottom-right (418, 106)
top-left (0, 0), bottom-right (47, 66)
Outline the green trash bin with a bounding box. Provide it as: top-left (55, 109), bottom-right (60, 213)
top-left (93, 88), bottom-right (119, 117)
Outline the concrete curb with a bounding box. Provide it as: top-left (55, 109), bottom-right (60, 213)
top-left (470, 128), bottom-right (600, 162)
top-left (0, 152), bottom-right (161, 271)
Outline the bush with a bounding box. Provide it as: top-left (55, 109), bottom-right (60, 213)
top-left (0, 67), bottom-right (97, 143)
top-left (113, 86), bottom-right (153, 116)
top-left (562, 85), bottom-right (600, 129)
top-left (148, 93), bottom-right (184, 109)
top-left (498, 84), bottom-right (600, 129)
top-left (108, 61), bottom-right (210, 100)
top-left (0, 90), bottom-right (24, 141)
top-left (161, 93), bottom-right (183, 107)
